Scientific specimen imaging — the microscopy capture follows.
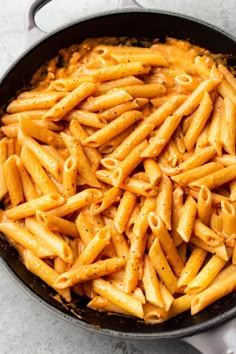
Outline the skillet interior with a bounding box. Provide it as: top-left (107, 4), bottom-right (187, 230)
top-left (0, 10), bottom-right (236, 338)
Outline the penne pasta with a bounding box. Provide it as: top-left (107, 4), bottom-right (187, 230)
top-left (1, 35), bottom-right (235, 324)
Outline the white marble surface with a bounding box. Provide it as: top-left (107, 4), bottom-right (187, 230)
top-left (0, 1), bottom-right (235, 354)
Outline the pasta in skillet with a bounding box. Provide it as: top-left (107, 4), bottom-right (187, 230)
top-left (0, 36), bottom-right (236, 322)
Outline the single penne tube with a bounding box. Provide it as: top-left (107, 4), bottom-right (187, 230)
top-left (1, 123), bottom-right (19, 138)
top-left (170, 162), bottom-right (222, 186)
top-left (141, 114), bottom-right (182, 158)
top-left (221, 97), bottom-right (236, 155)
top-left (194, 55), bottom-right (212, 78)
top-left (174, 73), bottom-right (198, 90)
top-left (18, 91), bottom-right (65, 99)
top-left (167, 294), bottom-right (192, 320)
top-left (62, 156), bottom-right (77, 198)
top-left (5, 193), bottom-right (64, 220)
top-left (171, 186), bottom-right (184, 247)
top-left (210, 210), bottom-right (223, 234)
top-left (98, 127), bottom-right (134, 154)
top-left (42, 82), bottom-right (97, 121)
top-left (16, 157), bottom-right (40, 201)
top-left (23, 249), bottom-right (71, 301)
top-left (94, 76), bottom-right (144, 96)
top-left (123, 233), bottom-right (147, 293)
top-left (100, 157), bottom-right (119, 170)
top-left (6, 138), bottom-right (14, 157)
top-left (79, 89), bottom-right (132, 112)
top-left (18, 130), bottom-right (62, 182)
top-left (218, 64), bottom-right (236, 90)
top-left (110, 123), bottom-right (155, 160)
top-left (3, 155), bottom-right (24, 206)
top-left (61, 133), bottom-right (100, 188)
top-left (90, 187), bottom-right (122, 215)
top-left (197, 185), bottom-right (212, 226)
top-left (133, 197), bottom-right (156, 238)
top-left (149, 213), bottom-right (184, 277)
top-left (174, 78), bottom-right (220, 117)
top-left (65, 110), bottom-right (106, 128)
top-left (113, 191), bottom-right (137, 233)
top-left (221, 200), bottom-right (236, 237)
top-left (214, 154), bottom-right (236, 167)
top-left (183, 91), bottom-right (213, 151)
top-left (32, 119), bottom-right (64, 132)
top-left (94, 44), bottom-right (154, 55)
top-left (75, 209), bottom-right (95, 245)
top-left (92, 278), bottom-right (144, 319)
top-left (69, 119), bottom-right (102, 170)
top-left (159, 282), bottom-right (174, 312)
top-left (149, 238), bottom-right (177, 294)
top-left (36, 210), bottom-right (79, 238)
top-left (162, 146), bottom-right (216, 176)
top-left (0, 138), bottom-right (8, 200)
top-left (121, 83), bottom-right (166, 98)
top-left (71, 227), bottom-right (111, 267)
top-left (173, 124), bottom-right (186, 154)
top-left (218, 79), bottom-right (236, 106)
top-left (98, 98), bottom-right (148, 122)
top-left (6, 92), bottom-right (66, 113)
top-left (155, 174), bottom-right (172, 230)
top-left (211, 264), bottom-right (236, 286)
top-left (54, 257), bottom-right (125, 288)
top-left (1, 110), bottom-right (47, 125)
top-left (186, 187), bottom-right (229, 206)
top-left (82, 110), bottom-right (143, 148)
top-left (142, 254), bottom-right (164, 308)
top-left (208, 96), bottom-right (223, 155)
top-left (230, 179), bottom-right (236, 202)
top-left (145, 95), bottom-right (186, 127)
top-left (96, 169), bottom-right (159, 198)
top-left (191, 271), bottom-right (236, 315)
top-left (0, 221), bottom-right (55, 258)
top-left (112, 140), bottom-right (148, 186)
top-left (189, 165), bottom-right (236, 190)
top-left (49, 75), bottom-right (95, 91)
top-left (194, 218), bottom-right (222, 247)
top-left (54, 256), bottom-right (69, 275)
top-left (19, 117), bottom-right (65, 148)
top-left (176, 195), bottom-right (197, 242)
top-left (87, 296), bottom-right (132, 316)
top-left (177, 248), bottom-right (208, 292)
top-left (143, 158), bottom-right (162, 185)
top-left (190, 235), bottom-right (229, 261)
top-left (125, 203), bottom-right (141, 238)
top-left (92, 62), bottom-right (151, 82)
top-left (195, 121), bottom-right (210, 151)
top-left (112, 52), bottom-right (168, 66)
top-left (20, 146), bottom-right (60, 195)
top-left (48, 188), bottom-right (103, 217)
top-left (185, 254), bottom-right (227, 294)
top-left (103, 217), bottom-right (129, 260)
top-left (143, 303), bottom-right (168, 324)
top-left (25, 216), bottom-right (73, 264)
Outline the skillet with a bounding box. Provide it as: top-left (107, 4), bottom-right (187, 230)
top-left (0, 1), bottom-right (236, 352)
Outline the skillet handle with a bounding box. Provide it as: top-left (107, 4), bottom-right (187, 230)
top-left (183, 317), bottom-right (236, 354)
top-left (24, 0), bottom-right (144, 47)
top-left (117, 0), bottom-right (143, 8)
top-left (24, 0), bottom-right (50, 46)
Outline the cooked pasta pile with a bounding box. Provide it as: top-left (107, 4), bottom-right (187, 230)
top-left (0, 36), bottom-right (236, 323)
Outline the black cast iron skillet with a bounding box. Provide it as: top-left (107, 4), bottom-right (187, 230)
top-left (0, 1), bottom-right (236, 352)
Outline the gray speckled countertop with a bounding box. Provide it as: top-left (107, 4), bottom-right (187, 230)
top-left (0, 1), bottom-right (235, 353)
